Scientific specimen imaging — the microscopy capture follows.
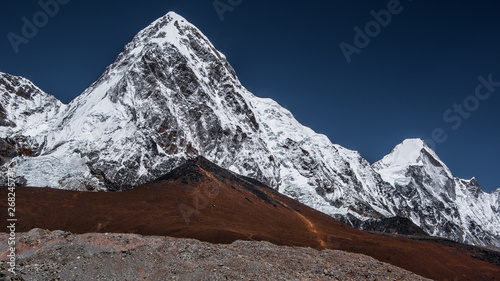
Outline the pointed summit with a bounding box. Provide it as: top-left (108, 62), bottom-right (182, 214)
top-left (0, 72), bottom-right (65, 136)
top-left (129, 11), bottom-right (204, 48)
top-left (373, 138), bottom-right (452, 177)
top-left (148, 11), bottom-right (190, 28)
top-left (379, 139), bottom-right (426, 166)
top-left (373, 138), bottom-right (453, 184)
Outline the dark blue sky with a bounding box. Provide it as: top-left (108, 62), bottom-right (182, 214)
top-left (1, 1), bottom-right (499, 192)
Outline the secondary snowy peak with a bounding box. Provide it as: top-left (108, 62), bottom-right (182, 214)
top-left (0, 72), bottom-right (65, 137)
top-left (372, 138), bottom-right (500, 248)
top-left (373, 138), bottom-right (453, 187)
top-left (377, 138), bottom-right (427, 166)
top-left (0, 73), bottom-right (67, 179)
top-left (373, 139), bottom-right (451, 174)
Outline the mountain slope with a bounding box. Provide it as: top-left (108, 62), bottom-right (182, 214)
top-left (0, 73), bottom-right (67, 186)
top-left (4, 12), bottom-right (396, 218)
top-left (1, 157), bottom-right (499, 281)
top-left (373, 139), bottom-right (500, 247)
top-left (0, 12), bottom-right (499, 248)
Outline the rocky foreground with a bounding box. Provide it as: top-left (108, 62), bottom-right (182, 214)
top-left (0, 229), bottom-right (430, 281)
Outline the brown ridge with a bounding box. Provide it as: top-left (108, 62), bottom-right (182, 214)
top-left (1, 157), bottom-right (499, 280)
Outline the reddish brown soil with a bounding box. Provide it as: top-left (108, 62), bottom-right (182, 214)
top-left (1, 158), bottom-right (499, 280)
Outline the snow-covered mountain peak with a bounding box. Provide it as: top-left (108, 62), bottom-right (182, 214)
top-left (29, 11), bottom-right (258, 190)
top-left (373, 138), bottom-right (454, 192)
top-left (157, 11), bottom-right (186, 22)
top-left (387, 138), bottom-right (427, 163)
top-left (69, 11), bottom-right (230, 105)
top-left (148, 11), bottom-right (189, 28)
top-left (0, 72), bottom-right (66, 138)
top-left (128, 11), bottom-right (227, 61)
top-left (374, 138), bottom-right (445, 168)
top-left (132, 11), bottom-right (196, 47)
top-left (371, 138), bottom-right (500, 247)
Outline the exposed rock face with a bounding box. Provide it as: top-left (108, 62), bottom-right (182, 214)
top-left (361, 216), bottom-right (430, 237)
top-left (373, 139), bottom-right (500, 248)
top-left (0, 73), bottom-right (66, 186)
top-left (0, 12), bottom-right (499, 248)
